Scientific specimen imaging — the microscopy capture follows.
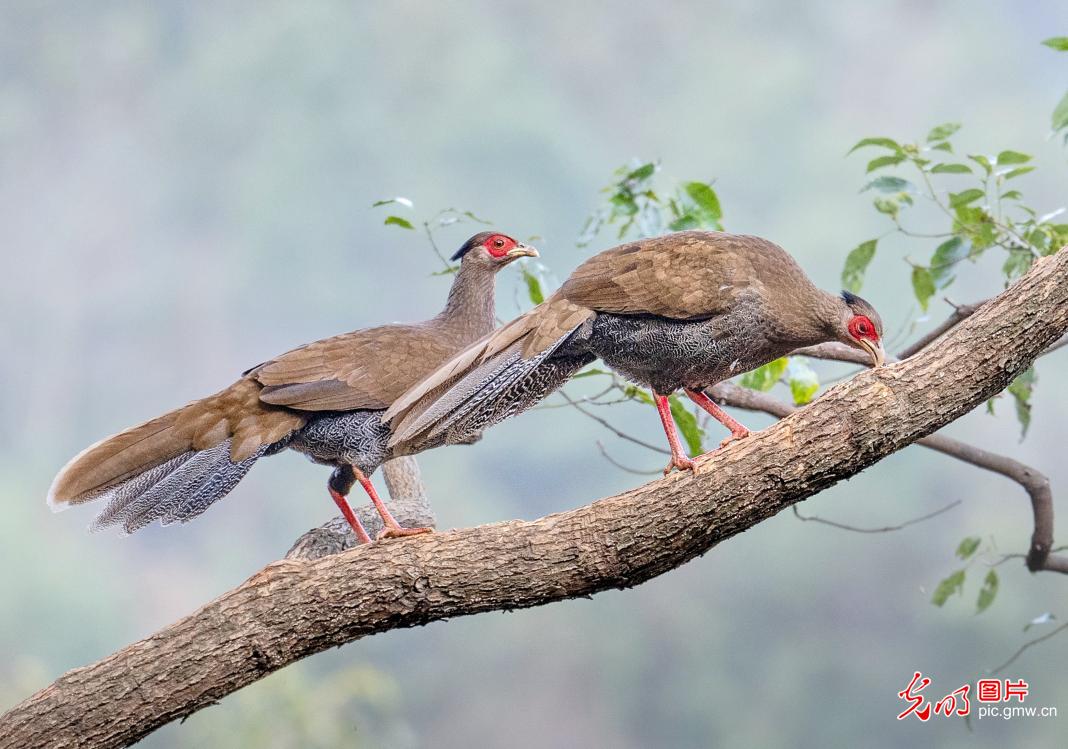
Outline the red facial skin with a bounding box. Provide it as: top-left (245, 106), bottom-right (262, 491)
top-left (483, 234), bottom-right (518, 258)
top-left (848, 314), bottom-right (879, 344)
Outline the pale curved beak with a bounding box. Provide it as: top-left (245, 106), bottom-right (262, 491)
top-left (860, 339), bottom-right (886, 368)
top-left (506, 243), bottom-right (539, 260)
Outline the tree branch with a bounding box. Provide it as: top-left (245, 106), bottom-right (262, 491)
top-left (709, 377), bottom-right (1066, 575)
top-left (2, 250), bottom-right (1066, 749)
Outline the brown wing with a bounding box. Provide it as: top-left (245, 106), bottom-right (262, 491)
top-left (559, 231), bottom-right (795, 320)
top-left (248, 324), bottom-right (460, 412)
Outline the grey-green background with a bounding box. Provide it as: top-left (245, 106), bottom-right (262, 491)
top-left (2, 2), bottom-right (1067, 747)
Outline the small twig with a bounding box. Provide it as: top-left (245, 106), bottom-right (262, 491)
top-left (533, 385), bottom-right (620, 409)
top-left (990, 621), bottom-right (1068, 675)
top-left (594, 441), bottom-right (662, 476)
top-left (791, 500), bottom-right (961, 534)
top-left (559, 391), bottom-right (671, 455)
top-left (898, 300), bottom-right (985, 359)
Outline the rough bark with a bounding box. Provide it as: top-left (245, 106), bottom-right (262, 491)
top-left (1, 249), bottom-right (1065, 749)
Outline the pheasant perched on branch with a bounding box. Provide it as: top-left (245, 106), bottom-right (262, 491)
top-left (386, 231), bottom-right (885, 472)
top-left (48, 232), bottom-right (538, 541)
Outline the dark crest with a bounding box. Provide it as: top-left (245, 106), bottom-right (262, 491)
top-left (450, 231), bottom-right (497, 262)
top-left (840, 290), bottom-right (884, 335)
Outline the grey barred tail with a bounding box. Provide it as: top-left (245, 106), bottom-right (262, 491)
top-left (391, 333), bottom-right (594, 447)
top-left (87, 439), bottom-right (268, 534)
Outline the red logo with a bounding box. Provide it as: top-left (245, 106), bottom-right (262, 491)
top-left (897, 672), bottom-right (1029, 721)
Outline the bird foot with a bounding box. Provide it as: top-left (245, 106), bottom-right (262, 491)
top-left (718, 428), bottom-right (750, 449)
top-left (663, 455), bottom-right (696, 475)
top-left (376, 525), bottom-right (434, 541)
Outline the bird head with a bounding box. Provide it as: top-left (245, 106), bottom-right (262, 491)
top-left (450, 232), bottom-right (538, 268)
top-left (835, 291), bottom-right (885, 367)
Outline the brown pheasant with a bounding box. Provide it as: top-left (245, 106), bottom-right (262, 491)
top-left (48, 232), bottom-right (537, 540)
top-left (385, 231), bottom-right (884, 472)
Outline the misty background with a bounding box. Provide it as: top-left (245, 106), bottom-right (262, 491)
top-left (2, 2), bottom-right (1067, 747)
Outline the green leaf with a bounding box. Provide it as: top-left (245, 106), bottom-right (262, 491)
top-left (931, 141), bottom-right (954, 153)
top-left (625, 162), bottom-right (657, 182)
top-left (866, 154), bottom-right (906, 172)
top-left (1002, 166), bottom-right (1035, 180)
top-left (1052, 91), bottom-right (1068, 133)
top-left (740, 357), bottom-right (789, 391)
top-left (1002, 248), bottom-right (1034, 280)
top-left (1001, 190), bottom-right (1023, 201)
top-left (521, 267), bottom-right (544, 305)
top-left (968, 154), bottom-right (993, 174)
top-left (949, 188), bottom-right (985, 208)
top-left (610, 192), bottom-right (639, 216)
top-left (929, 163), bottom-right (972, 174)
top-left (572, 367), bottom-right (611, 379)
top-left (1024, 612), bottom-right (1056, 632)
top-left (372, 196), bottom-right (413, 209)
top-left (668, 395), bottom-right (704, 456)
top-left (932, 569), bottom-right (966, 607)
top-left (1006, 367), bottom-right (1036, 438)
top-left (623, 385), bottom-right (655, 406)
top-left (873, 196), bottom-right (900, 217)
top-left (1041, 36), bottom-right (1068, 51)
top-left (996, 150), bottom-right (1031, 165)
top-left (461, 210), bottom-right (493, 225)
top-left (956, 536), bottom-right (982, 560)
top-left (911, 266), bottom-right (936, 311)
top-left (953, 205), bottom-right (997, 251)
top-left (861, 176), bottom-right (914, 193)
top-left (976, 569), bottom-right (999, 614)
top-left (383, 215), bottom-right (415, 230)
top-left (847, 136), bottom-right (901, 154)
top-left (668, 214), bottom-right (700, 231)
top-left (683, 182), bottom-right (723, 223)
top-left (929, 237), bottom-right (969, 288)
top-left (786, 359), bottom-right (820, 405)
top-left (841, 239), bottom-right (878, 293)
top-left (926, 122), bottom-right (961, 142)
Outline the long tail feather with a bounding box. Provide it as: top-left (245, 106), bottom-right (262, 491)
top-left (391, 335), bottom-right (589, 446)
top-left (89, 440), bottom-right (269, 533)
top-left (49, 378), bottom-right (304, 531)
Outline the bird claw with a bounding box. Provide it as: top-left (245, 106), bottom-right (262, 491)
top-left (376, 525), bottom-right (434, 541)
top-left (718, 429), bottom-right (750, 449)
top-left (663, 456), bottom-right (696, 475)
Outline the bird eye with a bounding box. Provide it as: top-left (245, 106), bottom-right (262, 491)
top-left (494, 237), bottom-right (505, 248)
top-left (848, 315), bottom-right (876, 340)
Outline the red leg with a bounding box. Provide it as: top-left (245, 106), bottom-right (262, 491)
top-left (685, 388), bottom-right (750, 447)
top-left (329, 487), bottom-right (372, 545)
top-left (654, 393), bottom-right (695, 474)
top-left (353, 468), bottom-right (433, 541)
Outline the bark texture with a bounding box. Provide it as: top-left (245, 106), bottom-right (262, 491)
top-left (2, 249), bottom-right (1065, 749)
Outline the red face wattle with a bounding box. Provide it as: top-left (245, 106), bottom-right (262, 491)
top-left (483, 234), bottom-right (518, 258)
top-left (847, 315), bottom-right (878, 343)
top-left (846, 314), bottom-right (885, 367)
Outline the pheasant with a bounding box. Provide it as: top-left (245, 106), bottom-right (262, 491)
top-left (48, 232), bottom-right (538, 541)
top-left (385, 231), bottom-right (884, 472)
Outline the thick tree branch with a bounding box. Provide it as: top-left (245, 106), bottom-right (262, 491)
top-left (2, 250), bottom-right (1066, 749)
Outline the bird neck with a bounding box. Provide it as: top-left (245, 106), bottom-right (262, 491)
top-left (435, 259), bottom-right (498, 337)
top-left (766, 286), bottom-right (845, 349)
